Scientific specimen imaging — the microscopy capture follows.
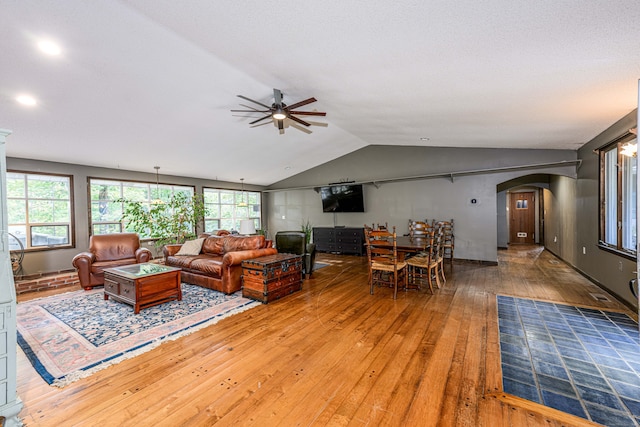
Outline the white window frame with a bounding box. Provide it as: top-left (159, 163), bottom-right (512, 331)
top-left (203, 187), bottom-right (261, 233)
top-left (7, 171), bottom-right (74, 251)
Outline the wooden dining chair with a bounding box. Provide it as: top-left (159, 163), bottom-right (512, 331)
top-left (364, 226), bottom-right (407, 299)
top-left (436, 219), bottom-right (454, 265)
top-left (408, 220), bottom-right (432, 238)
top-left (406, 229), bottom-right (441, 292)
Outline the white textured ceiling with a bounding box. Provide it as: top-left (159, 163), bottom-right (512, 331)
top-left (1, 1), bottom-right (639, 186)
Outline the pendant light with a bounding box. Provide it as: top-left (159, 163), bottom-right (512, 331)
top-left (237, 178), bottom-right (248, 207)
top-left (152, 166), bottom-right (163, 204)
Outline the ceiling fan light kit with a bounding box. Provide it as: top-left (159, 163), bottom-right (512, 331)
top-left (231, 88), bottom-right (326, 134)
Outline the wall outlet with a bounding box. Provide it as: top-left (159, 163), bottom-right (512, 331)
top-left (619, 261), bottom-right (623, 271)
top-left (553, 236), bottom-right (557, 243)
top-left (582, 246), bottom-right (586, 255)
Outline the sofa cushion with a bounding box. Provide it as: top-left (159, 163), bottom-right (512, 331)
top-left (91, 233), bottom-right (140, 261)
top-left (166, 255), bottom-right (196, 269)
top-left (189, 258), bottom-right (223, 277)
top-left (175, 238), bottom-right (205, 256)
top-left (202, 236), bottom-right (225, 255)
top-left (223, 235), bottom-right (265, 252)
top-left (90, 257), bottom-right (138, 275)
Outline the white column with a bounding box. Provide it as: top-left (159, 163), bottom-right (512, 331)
top-left (0, 129), bottom-right (23, 426)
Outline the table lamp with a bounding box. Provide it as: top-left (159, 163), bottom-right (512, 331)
top-left (239, 219), bottom-right (256, 235)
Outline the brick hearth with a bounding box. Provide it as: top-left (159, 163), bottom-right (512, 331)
top-left (14, 270), bottom-right (80, 295)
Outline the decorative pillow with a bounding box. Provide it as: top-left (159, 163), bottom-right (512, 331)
top-left (175, 238), bottom-right (205, 256)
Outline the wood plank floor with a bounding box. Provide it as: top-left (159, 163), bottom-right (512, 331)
top-left (16, 245), bottom-right (638, 426)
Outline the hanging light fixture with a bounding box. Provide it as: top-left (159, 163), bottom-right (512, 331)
top-left (152, 166), bottom-right (163, 204)
top-left (237, 178), bottom-right (248, 207)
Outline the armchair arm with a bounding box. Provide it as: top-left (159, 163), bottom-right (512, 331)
top-left (222, 248), bottom-right (278, 267)
top-left (163, 244), bottom-right (183, 258)
top-left (136, 247), bottom-right (153, 263)
top-left (72, 251), bottom-right (96, 286)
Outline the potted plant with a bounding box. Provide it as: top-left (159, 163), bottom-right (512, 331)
top-left (301, 219), bottom-right (313, 245)
top-left (119, 192), bottom-right (207, 248)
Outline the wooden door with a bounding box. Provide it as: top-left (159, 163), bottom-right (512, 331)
top-left (509, 192), bottom-right (535, 244)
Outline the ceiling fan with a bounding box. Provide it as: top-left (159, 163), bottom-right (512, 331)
top-left (231, 88), bottom-right (326, 134)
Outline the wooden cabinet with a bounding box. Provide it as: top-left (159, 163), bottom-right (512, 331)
top-left (313, 227), bottom-right (365, 256)
top-left (242, 254), bottom-right (303, 303)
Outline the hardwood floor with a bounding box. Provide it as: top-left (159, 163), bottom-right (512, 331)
top-left (17, 246), bottom-right (637, 426)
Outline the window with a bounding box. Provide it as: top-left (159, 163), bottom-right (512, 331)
top-left (599, 134), bottom-right (637, 256)
top-left (203, 187), bottom-right (261, 233)
top-left (89, 178), bottom-right (194, 237)
top-left (7, 171), bottom-right (73, 250)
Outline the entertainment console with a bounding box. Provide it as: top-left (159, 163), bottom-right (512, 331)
top-left (313, 227), bottom-right (365, 256)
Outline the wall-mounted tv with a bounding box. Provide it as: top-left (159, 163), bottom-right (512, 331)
top-left (320, 184), bottom-right (365, 212)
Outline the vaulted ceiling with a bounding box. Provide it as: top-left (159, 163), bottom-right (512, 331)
top-left (1, 1), bottom-right (639, 186)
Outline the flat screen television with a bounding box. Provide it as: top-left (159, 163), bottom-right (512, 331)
top-left (320, 184), bottom-right (365, 212)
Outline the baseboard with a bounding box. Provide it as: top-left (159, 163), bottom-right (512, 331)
top-left (544, 247), bottom-right (638, 314)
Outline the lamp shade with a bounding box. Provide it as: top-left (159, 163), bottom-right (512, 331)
top-left (239, 219), bottom-right (256, 235)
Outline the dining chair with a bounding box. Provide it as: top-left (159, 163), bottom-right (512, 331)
top-left (436, 219), bottom-right (454, 265)
top-left (406, 229), bottom-right (441, 292)
top-left (408, 219), bottom-right (432, 238)
top-left (364, 226), bottom-right (407, 299)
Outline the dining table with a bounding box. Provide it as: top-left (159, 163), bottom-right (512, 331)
top-left (394, 236), bottom-right (430, 261)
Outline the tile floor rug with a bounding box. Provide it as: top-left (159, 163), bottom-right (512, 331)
top-left (497, 295), bottom-right (640, 427)
top-left (17, 284), bottom-right (259, 387)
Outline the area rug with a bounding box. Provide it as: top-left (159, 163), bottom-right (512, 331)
top-left (17, 284), bottom-right (259, 387)
top-left (497, 295), bottom-right (640, 426)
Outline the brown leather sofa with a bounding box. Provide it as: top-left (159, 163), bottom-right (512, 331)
top-left (163, 234), bottom-right (277, 294)
top-left (72, 233), bottom-right (152, 290)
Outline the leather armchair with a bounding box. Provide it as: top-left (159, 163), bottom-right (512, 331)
top-left (72, 233), bottom-right (152, 290)
top-left (275, 231), bottom-right (316, 278)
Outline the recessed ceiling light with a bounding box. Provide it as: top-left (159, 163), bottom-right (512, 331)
top-left (38, 39), bottom-right (61, 56)
top-left (16, 95), bottom-right (37, 106)
top-left (419, 137), bottom-right (430, 141)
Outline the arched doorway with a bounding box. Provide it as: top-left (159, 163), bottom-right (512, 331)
top-left (497, 174), bottom-right (553, 248)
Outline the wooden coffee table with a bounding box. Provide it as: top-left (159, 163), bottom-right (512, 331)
top-left (103, 263), bottom-right (182, 314)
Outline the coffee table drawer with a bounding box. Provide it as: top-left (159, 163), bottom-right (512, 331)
top-left (104, 278), bottom-right (120, 295)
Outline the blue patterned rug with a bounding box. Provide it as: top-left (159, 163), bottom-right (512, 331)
top-left (498, 296), bottom-right (640, 426)
top-left (17, 284), bottom-right (259, 387)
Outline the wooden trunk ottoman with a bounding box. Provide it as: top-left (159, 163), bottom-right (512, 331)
top-left (242, 253), bottom-right (303, 303)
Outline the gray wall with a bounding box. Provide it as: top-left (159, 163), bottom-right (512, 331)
top-left (545, 109), bottom-right (638, 309)
top-left (7, 157), bottom-right (262, 276)
top-left (266, 146), bottom-right (577, 263)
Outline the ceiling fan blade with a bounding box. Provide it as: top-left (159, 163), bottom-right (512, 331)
top-left (250, 121), bottom-right (272, 128)
top-left (289, 121), bottom-right (313, 134)
top-left (231, 109), bottom-right (270, 113)
top-left (240, 103), bottom-right (265, 111)
top-left (237, 95), bottom-right (271, 109)
top-left (250, 115), bottom-right (273, 125)
top-left (232, 114), bottom-right (264, 119)
top-left (288, 115), bottom-right (311, 127)
top-left (305, 120), bottom-right (329, 127)
top-left (285, 97), bottom-right (317, 110)
top-left (273, 89), bottom-right (283, 107)
top-left (288, 110), bottom-right (326, 117)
